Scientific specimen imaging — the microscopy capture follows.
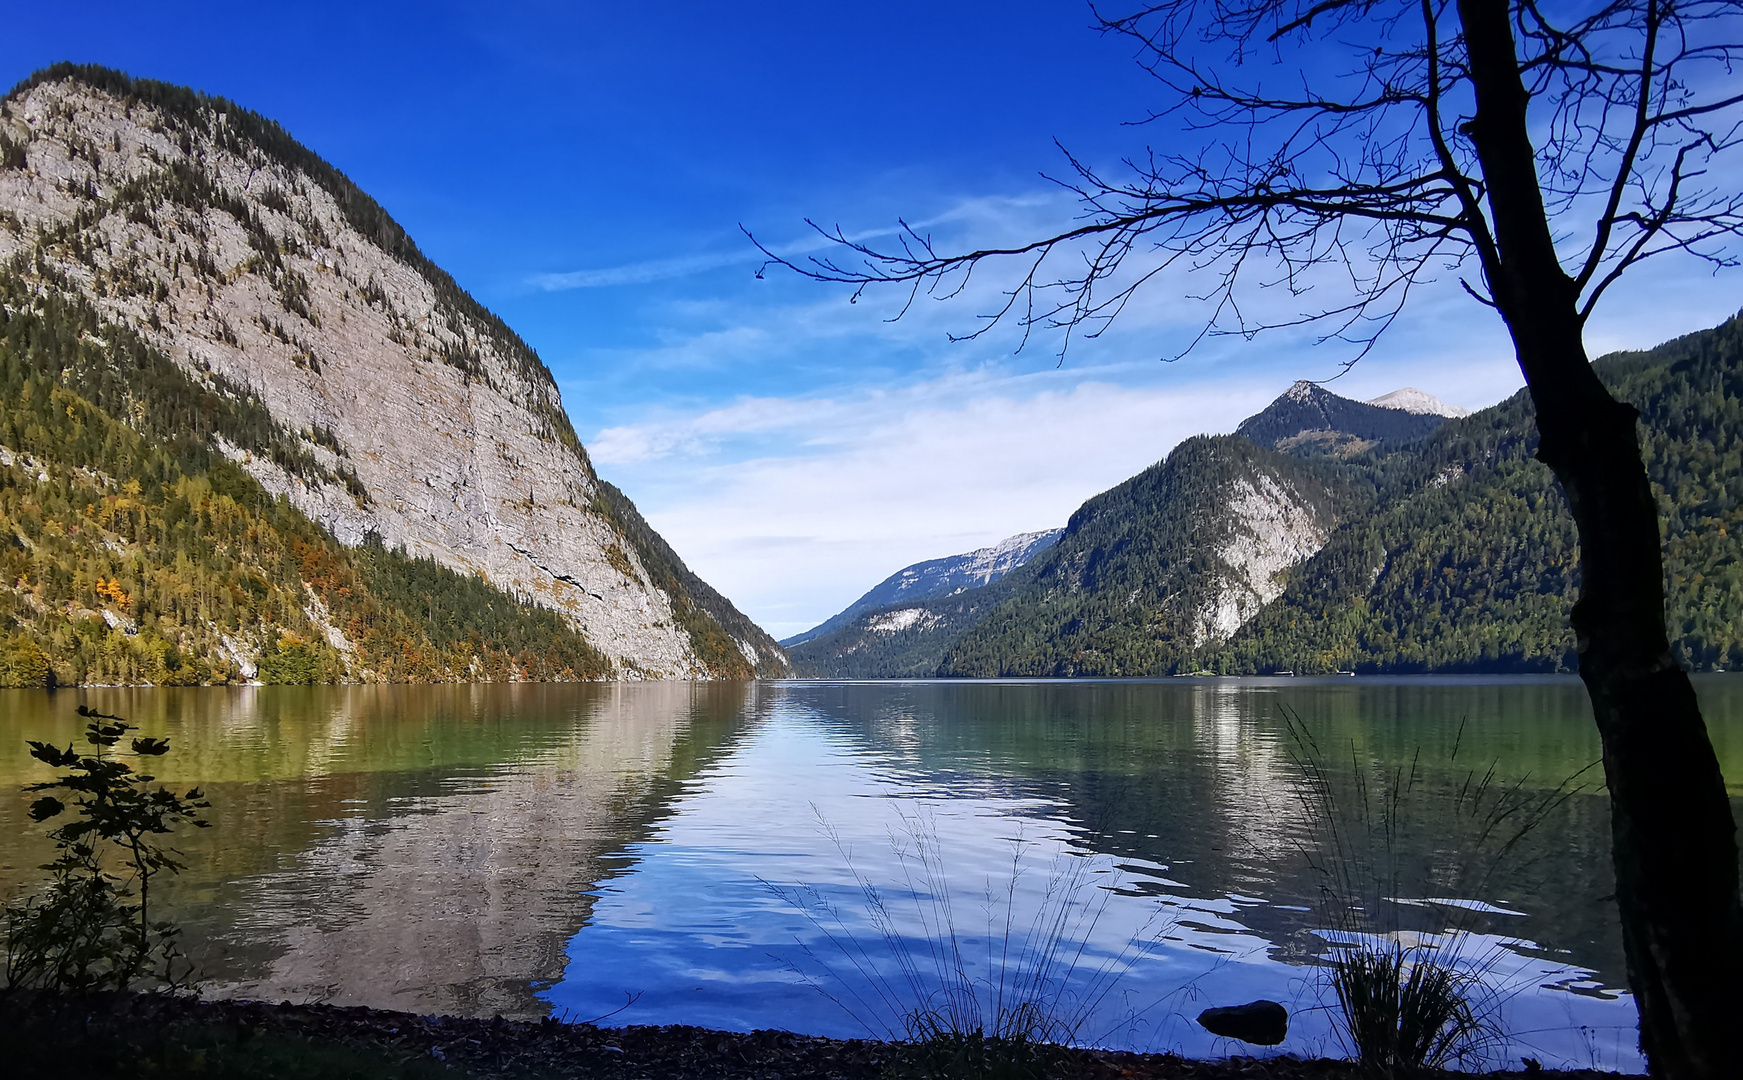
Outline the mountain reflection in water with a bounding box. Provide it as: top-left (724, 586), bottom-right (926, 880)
top-left (5, 677), bottom-right (1738, 1071)
top-left (544, 679), bottom-right (1685, 1071)
top-left (0, 682), bottom-right (759, 1017)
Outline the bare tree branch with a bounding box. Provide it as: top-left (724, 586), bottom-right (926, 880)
top-left (747, 0), bottom-right (1743, 361)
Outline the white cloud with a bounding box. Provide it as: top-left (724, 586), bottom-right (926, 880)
top-left (591, 394), bottom-right (856, 463)
top-left (596, 370), bottom-right (1281, 639)
top-left (568, 260), bottom-right (1542, 640)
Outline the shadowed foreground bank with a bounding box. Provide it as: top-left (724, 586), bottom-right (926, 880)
top-left (0, 993), bottom-right (1631, 1079)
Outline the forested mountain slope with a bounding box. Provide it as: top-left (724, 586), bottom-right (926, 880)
top-left (793, 434), bottom-right (1345, 679)
top-left (1220, 315), bottom-right (1743, 673)
top-left (794, 314), bottom-right (1743, 679)
top-left (0, 274), bottom-right (613, 685)
top-left (0, 64), bottom-right (784, 683)
top-left (939, 436), bottom-right (1341, 676)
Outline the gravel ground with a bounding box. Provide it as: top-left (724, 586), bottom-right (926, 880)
top-left (0, 992), bottom-right (1634, 1080)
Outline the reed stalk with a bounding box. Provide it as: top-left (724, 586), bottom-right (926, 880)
top-left (1284, 708), bottom-right (1594, 1073)
top-left (766, 808), bottom-right (1170, 1077)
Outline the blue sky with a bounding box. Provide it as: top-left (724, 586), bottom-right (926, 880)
top-left (6, 2), bottom-right (1741, 638)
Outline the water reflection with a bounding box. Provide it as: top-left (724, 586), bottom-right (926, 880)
top-left (0, 682), bottom-right (758, 1017)
top-left (543, 681), bottom-right (1655, 1069)
top-left (1188, 683), bottom-right (1309, 887)
top-left (6, 677), bottom-right (1740, 1071)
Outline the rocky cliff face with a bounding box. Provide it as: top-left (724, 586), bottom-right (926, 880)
top-left (0, 66), bottom-right (783, 678)
top-left (1189, 469), bottom-right (1331, 646)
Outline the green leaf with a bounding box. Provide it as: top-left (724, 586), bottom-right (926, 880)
top-left (28, 796), bottom-right (65, 821)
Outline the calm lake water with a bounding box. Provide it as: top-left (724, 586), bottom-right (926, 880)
top-left (6, 677), bottom-right (1742, 1071)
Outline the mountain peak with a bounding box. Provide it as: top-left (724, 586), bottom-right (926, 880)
top-left (1237, 380), bottom-right (1451, 453)
top-left (1366, 387), bottom-right (1471, 417)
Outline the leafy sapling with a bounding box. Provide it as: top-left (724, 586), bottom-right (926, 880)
top-left (2, 705), bottom-right (210, 993)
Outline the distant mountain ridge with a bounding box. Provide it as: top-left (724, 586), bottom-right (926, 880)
top-left (788, 432), bottom-right (1342, 678)
top-left (785, 377), bottom-right (1461, 671)
top-left (938, 435), bottom-right (1338, 676)
top-left (792, 344), bottom-right (1743, 678)
top-left (788, 380), bottom-right (1426, 677)
top-left (782, 528), bottom-right (1062, 647)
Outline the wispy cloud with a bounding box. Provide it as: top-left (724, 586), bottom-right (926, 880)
top-left (529, 251), bottom-right (757, 290)
top-left (590, 393), bottom-right (858, 463)
top-left (562, 237), bottom-right (1548, 638)
top-left (527, 190), bottom-right (1075, 293)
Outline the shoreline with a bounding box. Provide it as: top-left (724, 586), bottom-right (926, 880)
top-left (0, 992), bottom-right (1636, 1079)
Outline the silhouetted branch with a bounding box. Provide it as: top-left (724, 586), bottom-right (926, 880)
top-left (747, 0), bottom-right (1743, 361)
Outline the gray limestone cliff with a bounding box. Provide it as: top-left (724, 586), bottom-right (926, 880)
top-left (0, 65), bottom-right (784, 678)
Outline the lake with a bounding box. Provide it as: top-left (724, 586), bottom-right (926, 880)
top-left (6, 677), bottom-right (1741, 1071)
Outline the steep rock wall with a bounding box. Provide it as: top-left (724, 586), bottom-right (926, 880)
top-left (1191, 471), bottom-right (1332, 645)
top-left (0, 69), bottom-right (783, 677)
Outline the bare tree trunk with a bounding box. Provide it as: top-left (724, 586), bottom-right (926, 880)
top-left (1456, 2), bottom-right (1743, 1075)
top-left (1521, 307), bottom-right (1742, 1080)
